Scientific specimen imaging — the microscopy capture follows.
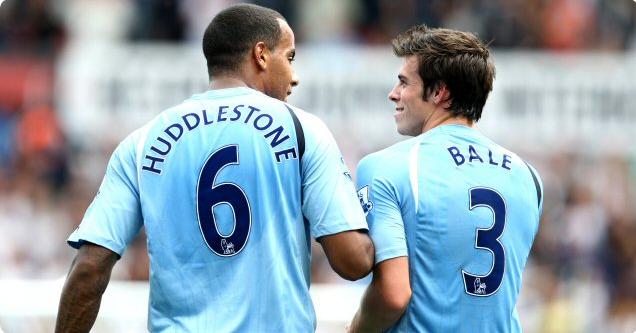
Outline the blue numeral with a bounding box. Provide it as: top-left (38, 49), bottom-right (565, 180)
top-left (197, 145), bottom-right (251, 257)
top-left (462, 187), bottom-right (506, 296)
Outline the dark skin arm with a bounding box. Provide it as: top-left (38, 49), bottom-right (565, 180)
top-left (56, 243), bottom-right (118, 333)
top-left (318, 230), bottom-right (375, 281)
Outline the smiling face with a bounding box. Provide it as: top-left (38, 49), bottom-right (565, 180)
top-left (262, 19), bottom-right (299, 102)
top-left (388, 55), bottom-right (435, 136)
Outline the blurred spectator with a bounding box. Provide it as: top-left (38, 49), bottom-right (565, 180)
top-left (481, 0), bottom-right (542, 48)
top-left (17, 103), bottom-right (63, 158)
top-left (541, 0), bottom-right (596, 50)
top-left (16, 103), bottom-right (69, 194)
top-left (353, 0), bottom-right (635, 50)
top-left (595, 0), bottom-right (635, 50)
top-left (129, 0), bottom-right (185, 41)
top-left (605, 215), bottom-right (636, 331)
top-left (0, 0), bottom-right (65, 54)
top-left (0, 107), bottom-right (17, 173)
top-left (355, 0), bottom-right (420, 44)
top-left (294, 0), bottom-right (360, 44)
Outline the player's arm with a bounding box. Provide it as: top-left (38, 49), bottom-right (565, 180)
top-left (349, 155), bottom-right (412, 331)
top-left (318, 230), bottom-right (374, 281)
top-left (297, 113), bottom-right (375, 281)
top-left (58, 133), bottom-right (143, 332)
top-left (55, 243), bottom-right (118, 333)
top-left (348, 257), bottom-right (410, 333)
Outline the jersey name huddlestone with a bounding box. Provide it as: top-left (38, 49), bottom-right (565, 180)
top-left (142, 104), bottom-right (297, 174)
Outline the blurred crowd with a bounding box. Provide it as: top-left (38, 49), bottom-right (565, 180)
top-left (2, 0), bottom-right (634, 50)
top-left (1, 0), bottom-right (635, 331)
top-left (521, 152), bottom-right (636, 332)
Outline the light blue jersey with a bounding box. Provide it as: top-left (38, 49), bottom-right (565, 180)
top-left (68, 87), bottom-right (367, 332)
top-left (356, 124), bottom-right (542, 332)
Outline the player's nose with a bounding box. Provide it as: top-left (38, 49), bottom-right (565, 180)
top-left (388, 84), bottom-right (399, 102)
top-left (291, 72), bottom-right (299, 87)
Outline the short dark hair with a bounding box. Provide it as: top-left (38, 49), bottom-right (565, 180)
top-left (392, 25), bottom-right (495, 122)
top-left (202, 4), bottom-right (285, 78)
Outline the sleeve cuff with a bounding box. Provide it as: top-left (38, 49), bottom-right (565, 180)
top-left (312, 220), bottom-right (368, 239)
top-left (375, 247), bottom-right (408, 264)
top-left (67, 233), bottom-right (125, 258)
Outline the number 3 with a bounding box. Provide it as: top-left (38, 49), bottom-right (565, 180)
top-left (197, 145), bottom-right (251, 257)
top-left (462, 187), bottom-right (506, 297)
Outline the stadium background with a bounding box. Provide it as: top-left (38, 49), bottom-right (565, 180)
top-left (0, 0), bottom-right (635, 332)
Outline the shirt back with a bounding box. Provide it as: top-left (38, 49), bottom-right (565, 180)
top-left (357, 125), bottom-right (542, 332)
top-left (69, 87), bottom-right (367, 332)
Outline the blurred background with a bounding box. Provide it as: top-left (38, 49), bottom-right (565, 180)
top-left (0, 0), bottom-right (635, 332)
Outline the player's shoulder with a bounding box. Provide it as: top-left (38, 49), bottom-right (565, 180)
top-left (360, 137), bottom-right (420, 166)
top-left (284, 103), bottom-right (330, 135)
top-left (158, 98), bottom-right (206, 121)
top-left (107, 122), bottom-right (154, 168)
top-left (485, 136), bottom-right (535, 174)
top-left (474, 131), bottom-right (544, 198)
top-left (358, 137), bottom-right (420, 178)
top-left (282, 103), bottom-right (341, 155)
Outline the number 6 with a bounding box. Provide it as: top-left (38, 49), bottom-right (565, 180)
top-left (197, 145), bottom-right (252, 257)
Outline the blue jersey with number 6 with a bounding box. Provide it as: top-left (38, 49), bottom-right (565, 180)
top-left (68, 87), bottom-right (367, 332)
top-left (356, 124), bottom-right (542, 332)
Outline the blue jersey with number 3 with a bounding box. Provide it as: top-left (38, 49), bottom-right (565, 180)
top-left (356, 125), bottom-right (542, 332)
top-left (68, 87), bottom-right (367, 332)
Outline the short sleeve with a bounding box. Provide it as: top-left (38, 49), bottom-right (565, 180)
top-left (356, 155), bottom-right (408, 264)
top-left (298, 114), bottom-right (367, 238)
top-left (67, 134), bottom-right (143, 257)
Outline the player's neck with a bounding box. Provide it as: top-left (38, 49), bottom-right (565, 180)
top-left (208, 77), bottom-right (249, 90)
top-left (421, 113), bottom-right (473, 134)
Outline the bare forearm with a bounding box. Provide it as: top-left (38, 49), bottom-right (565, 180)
top-left (335, 236), bottom-right (374, 280)
top-left (349, 284), bottom-right (405, 333)
top-left (56, 244), bottom-right (117, 333)
top-left (320, 231), bottom-right (375, 281)
top-left (349, 234), bottom-right (375, 278)
top-left (55, 273), bottom-right (108, 333)
top-left (349, 257), bottom-right (411, 333)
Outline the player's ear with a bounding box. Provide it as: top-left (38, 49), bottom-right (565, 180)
top-left (433, 83), bottom-right (452, 108)
top-left (253, 42), bottom-right (268, 71)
